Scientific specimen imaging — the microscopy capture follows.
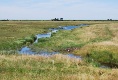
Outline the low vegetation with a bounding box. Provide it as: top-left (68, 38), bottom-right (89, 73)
top-left (30, 22), bottom-right (118, 68)
top-left (0, 21), bottom-right (118, 80)
top-left (0, 21), bottom-right (84, 50)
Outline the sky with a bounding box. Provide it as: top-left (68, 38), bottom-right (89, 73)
top-left (0, 0), bottom-right (118, 20)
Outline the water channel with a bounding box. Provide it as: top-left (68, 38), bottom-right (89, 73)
top-left (19, 24), bottom-right (88, 59)
top-left (18, 24), bottom-right (118, 68)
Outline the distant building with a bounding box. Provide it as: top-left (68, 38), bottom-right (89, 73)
top-left (51, 18), bottom-right (63, 21)
top-left (60, 18), bottom-right (63, 21)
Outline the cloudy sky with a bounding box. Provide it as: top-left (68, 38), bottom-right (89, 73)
top-left (0, 0), bottom-right (118, 20)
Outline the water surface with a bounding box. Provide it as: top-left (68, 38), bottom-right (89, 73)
top-left (19, 24), bottom-right (88, 58)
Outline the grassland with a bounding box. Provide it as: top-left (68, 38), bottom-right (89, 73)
top-left (0, 54), bottom-right (118, 80)
top-left (0, 21), bottom-right (89, 51)
top-left (0, 21), bottom-right (118, 80)
top-left (30, 21), bottom-right (118, 68)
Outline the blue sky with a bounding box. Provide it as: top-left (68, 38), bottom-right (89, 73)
top-left (0, 0), bottom-right (118, 20)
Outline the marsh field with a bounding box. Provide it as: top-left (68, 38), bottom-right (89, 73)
top-left (0, 21), bottom-right (118, 80)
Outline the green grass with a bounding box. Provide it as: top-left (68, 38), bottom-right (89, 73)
top-left (32, 23), bottom-right (113, 51)
top-left (85, 50), bottom-right (118, 67)
top-left (0, 21), bottom-right (96, 50)
top-left (0, 21), bottom-right (115, 50)
top-left (29, 22), bottom-right (118, 67)
top-left (0, 21), bottom-right (118, 79)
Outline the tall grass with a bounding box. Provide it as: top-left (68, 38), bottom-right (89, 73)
top-left (73, 23), bottom-right (118, 67)
top-left (32, 23), bottom-right (115, 51)
top-left (0, 54), bottom-right (118, 80)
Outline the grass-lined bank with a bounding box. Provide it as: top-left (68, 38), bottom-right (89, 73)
top-left (33, 23), bottom-right (115, 51)
top-left (31, 22), bottom-right (118, 67)
top-left (0, 21), bottom-right (116, 50)
top-left (0, 54), bottom-right (118, 80)
top-left (0, 21), bottom-right (86, 50)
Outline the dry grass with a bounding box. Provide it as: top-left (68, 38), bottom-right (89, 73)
top-left (0, 54), bottom-right (118, 80)
top-left (34, 22), bottom-right (117, 51)
top-left (72, 23), bottom-right (118, 68)
top-left (74, 23), bottom-right (118, 55)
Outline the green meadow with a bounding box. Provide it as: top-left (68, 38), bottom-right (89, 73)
top-left (0, 21), bottom-right (118, 80)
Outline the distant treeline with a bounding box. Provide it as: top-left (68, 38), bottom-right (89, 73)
top-left (0, 19), bottom-right (9, 21)
top-left (0, 20), bottom-right (46, 21)
top-left (0, 20), bottom-right (118, 21)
